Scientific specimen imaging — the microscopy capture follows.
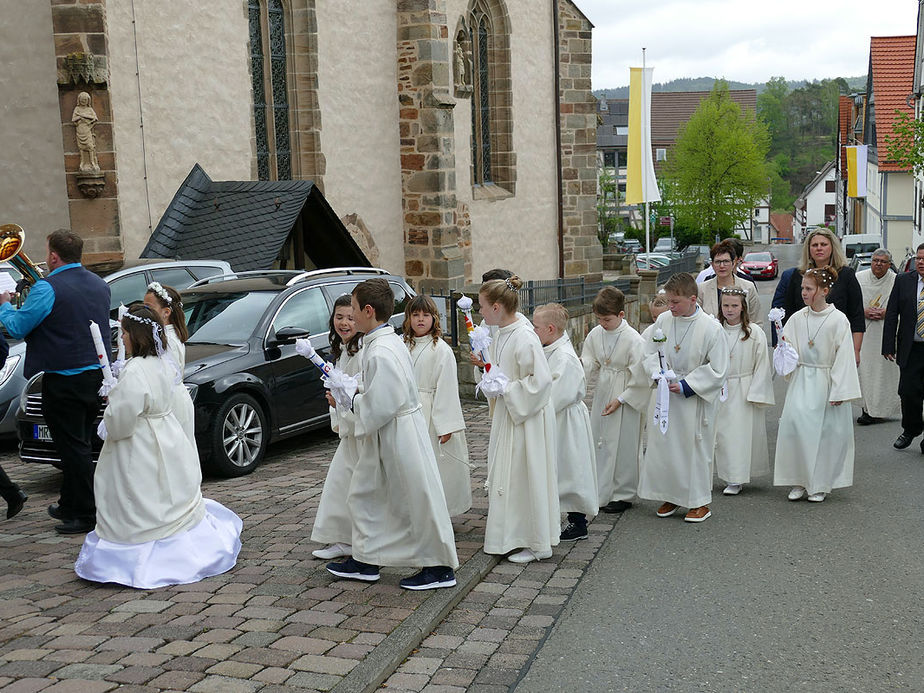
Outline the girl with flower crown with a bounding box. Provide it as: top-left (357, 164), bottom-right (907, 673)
top-left (774, 266), bottom-right (861, 503)
top-left (144, 282), bottom-right (194, 447)
top-left (714, 287), bottom-right (774, 496)
top-left (75, 305), bottom-right (242, 588)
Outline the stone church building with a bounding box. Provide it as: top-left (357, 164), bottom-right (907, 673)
top-left (1, 0), bottom-right (600, 289)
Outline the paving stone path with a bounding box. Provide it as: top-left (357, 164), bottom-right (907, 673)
top-left (0, 390), bottom-right (618, 692)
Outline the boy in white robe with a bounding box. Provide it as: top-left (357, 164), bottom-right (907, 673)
top-left (638, 273), bottom-right (729, 523)
top-left (330, 279), bottom-right (459, 591)
top-left (532, 303), bottom-right (598, 541)
top-left (582, 287), bottom-right (650, 514)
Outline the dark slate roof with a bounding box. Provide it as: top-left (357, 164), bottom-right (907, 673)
top-left (143, 164), bottom-right (368, 272)
top-left (597, 98), bottom-right (629, 149)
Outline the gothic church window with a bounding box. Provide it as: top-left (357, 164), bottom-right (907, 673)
top-left (467, 0), bottom-right (515, 196)
top-left (249, 0), bottom-right (291, 180)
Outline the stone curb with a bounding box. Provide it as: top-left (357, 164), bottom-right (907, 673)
top-left (331, 551), bottom-right (501, 693)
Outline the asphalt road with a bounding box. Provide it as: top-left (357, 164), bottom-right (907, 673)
top-left (516, 245), bottom-right (924, 692)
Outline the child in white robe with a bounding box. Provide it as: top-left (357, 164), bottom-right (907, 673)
top-left (479, 276), bottom-right (559, 564)
top-left (75, 305), bottom-right (242, 589)
top-left (582, 287), bottom-right (649, 514)
top-left (532, 303), bottom-right (598, 541)
top-left (638, 273), bottom-right (729, 523)
top-left (311, 295), bottom-right (363, 560)
top-left (403, 295), bottom-right (472, 516)
top-left (328, 279), bottom-right (459, 590)
top-left (714, 287), bottom-right (774, 495)
top-left (143, 283), bottom-right (195, 449)
top-left (774, 266), bottom-right (861, 502)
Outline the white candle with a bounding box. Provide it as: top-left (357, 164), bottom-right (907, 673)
top-left (89, 320), bottom-right (114, 383)
top-left (115, 304), bottom-right (127, 362)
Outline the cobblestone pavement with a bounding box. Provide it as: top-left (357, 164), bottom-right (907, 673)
top-left (0, 390), bottom-right (618, 693)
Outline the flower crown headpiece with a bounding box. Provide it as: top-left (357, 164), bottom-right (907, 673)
top-left (147, 282), bottom-right (183, 309)
top-left (804, 267), bottom-right (835, 289)
top-left (720, 287), bottom-right (747, 297)
top-left (124, 310), bottom-right (167, 357)
top-left (504, 278), bottom-right (516, 291)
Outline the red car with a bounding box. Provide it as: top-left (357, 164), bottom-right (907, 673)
top-left (741, 251), bottom-right (778, 279)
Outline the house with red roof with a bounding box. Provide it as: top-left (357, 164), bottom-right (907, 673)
top-left (860, 35), bottom-right (915, 255)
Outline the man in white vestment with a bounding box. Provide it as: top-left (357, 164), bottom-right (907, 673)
top-left (856, 249), bottom-right (900, 424)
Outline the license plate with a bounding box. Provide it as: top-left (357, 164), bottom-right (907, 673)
top-left (33, 424), bottom-right (52, 442)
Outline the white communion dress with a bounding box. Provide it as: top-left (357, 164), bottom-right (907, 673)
top-left (75, 355), bottom-right (242, 589)
top-left (165, 324), bottom-right (196, 449)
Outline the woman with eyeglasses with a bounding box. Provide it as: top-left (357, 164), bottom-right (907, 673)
top-left (781, 228), bottom-right (864, 365)
top-left (697, 240), bottom-right (762, 324)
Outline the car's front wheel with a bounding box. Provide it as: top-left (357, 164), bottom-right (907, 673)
top-left (207, 392), bottom-right (268, 477)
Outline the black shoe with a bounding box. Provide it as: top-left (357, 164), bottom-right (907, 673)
top-left (54, 518), bottom-right (94, 535)
top-left (601, 500), bottom-right (633, 514)
top-left (559, 522), bottom-right (588, 542)
top-left (326, 558), bottom-right (380, 582)
top-left (857, 412), bottom-right (885, 426)
top-left (399, 566), bottom-right (456, 590)
top-left (47, 503), bottom-right (64, 520)
top-left (894, 432), bottom-right (915, 449)
top-left (5, 489), bottom-right (27, 519)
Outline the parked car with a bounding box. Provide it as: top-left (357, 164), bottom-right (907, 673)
top-left (18, 267), bottom-right (415, 477)
top-left (848, 252), bottom-right (873, 273)
top-left (635, 253), bottom-right (672, 270)
top-left (0, 259), bottom-right (232, 440)
top-left (622, 239), bottom-right (643, 254)
top-left (653, 237), bottom-right (676, 253)
top-left (740, 251), bottom-right (778, 279)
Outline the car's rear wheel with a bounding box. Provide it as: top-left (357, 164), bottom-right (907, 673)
top-left (206, 393), bottom-right (268, 477)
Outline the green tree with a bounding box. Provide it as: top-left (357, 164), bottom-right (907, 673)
top-left (664, 81), bottom-right (770, 238)
top-left (757, 76), bottom-right (790, 156)
top-left (886, 109), bottom-right (924, 176)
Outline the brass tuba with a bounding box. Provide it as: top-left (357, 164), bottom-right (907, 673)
top-left (0, 224), bottom-right (44, 294)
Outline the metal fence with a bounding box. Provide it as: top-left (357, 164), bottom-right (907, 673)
top-left (430, 276), bottom-right (632, 347)
top-left (640, 249), bottom-right (699, 284)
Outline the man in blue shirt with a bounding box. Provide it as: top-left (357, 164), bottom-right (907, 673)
top-left (0, 230), bottom-right (110, 534)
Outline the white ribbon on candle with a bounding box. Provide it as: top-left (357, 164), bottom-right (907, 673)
top-left (89, 320), bottom-right (118, 396)
top-left (294, 338), bottom-right (359, 410)
top-left (651, 328), bottom-right (673, 434)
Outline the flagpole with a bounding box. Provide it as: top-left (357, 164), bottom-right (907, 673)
top-left (642, 48), bottom-right (650, 270)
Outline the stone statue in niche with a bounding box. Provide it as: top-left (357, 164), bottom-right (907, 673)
top-left (72, 91), bottom-right (100, 173)
top-left (454, 32), bottom-right (473, 97)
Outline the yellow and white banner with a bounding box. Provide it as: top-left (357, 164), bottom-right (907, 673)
top-left (626, 66), bottom-right (661, 205)
top-left (846, 145), bottom-right (867, 198)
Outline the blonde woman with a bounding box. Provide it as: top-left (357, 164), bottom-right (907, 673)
top-left (781, 227), bottom-right (865, 364)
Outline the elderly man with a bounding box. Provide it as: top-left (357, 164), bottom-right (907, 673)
top-left (856, 249), bottom-right (900, 424)
top-left (883, 243), bottom-right (924, 450)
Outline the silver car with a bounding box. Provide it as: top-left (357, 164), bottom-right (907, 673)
top-left (0, 259), bottom-right (232, 437)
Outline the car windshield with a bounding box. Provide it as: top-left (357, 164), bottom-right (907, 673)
top-left (745, 253), bottom-right (771, 262)
top-left (183, 290), bottom-right (276, 344)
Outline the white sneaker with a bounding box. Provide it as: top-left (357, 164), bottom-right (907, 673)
top-left (807, 492), bottom-right (827, 502)
top-left (312, 543), bottom-right (352, 560)
top-left (507, 548), bottom-right (553, 564)
top-left (787, 486), bottom-right (806, 501)
top-left (723, 484), bottom-right (742, 496)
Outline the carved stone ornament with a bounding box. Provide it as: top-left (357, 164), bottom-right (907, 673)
top-left (58, 52), bottom-right (109, 86)
top-left (75, 172), bottom-right (106, 198)
top-left (72, 91), bottom-right (100, 173)
top-left (454, 29), bottom-right (473, 98)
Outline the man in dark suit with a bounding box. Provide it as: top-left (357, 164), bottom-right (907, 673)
top-left (882, 243), bottom-right (924, 451)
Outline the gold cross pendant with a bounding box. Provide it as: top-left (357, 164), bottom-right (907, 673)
top-left (808, 340), bottom-right (814, 347)
top-left (674, 345), bottom-right (681, 352)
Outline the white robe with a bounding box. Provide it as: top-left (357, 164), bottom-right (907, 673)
top-left (774, 304), bottom-right (861, 494)
top-left (544, 334), bottom-right (598, 517)
top-left (855, 268), bottom-right (900, 418)
top-left (75, 356), bottom-right (241, 589)
top-left (581, 321), bottom-right (649, 505)
top-left (165, 325), bottom-right (196, 450)
top-left (342, 327), bottom-right (458, 569)
top-left (408, 336), bottom-right (472, 516)
top-left (484, 319), bottom-right (560, 555)
top-left (714, 322), bottom-right (774, 484)
top-left (638, 309), bottom-right (729, 508)
top-left (698, 276), bottom-right (763, 325)
top-left (311, 348), bottom-right (362, 546)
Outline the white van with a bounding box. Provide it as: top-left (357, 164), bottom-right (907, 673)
top-left (841, 233), bottom-right (883, 258)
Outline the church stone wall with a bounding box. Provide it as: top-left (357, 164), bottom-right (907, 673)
top-left (0, 1), bottom-right (71, 256)
top-left (447, 0), bottom-right (559, 282)
top-left (314, 3), bottom-right (406, 277)
top-left (108, 0), bottom-right (254, 260)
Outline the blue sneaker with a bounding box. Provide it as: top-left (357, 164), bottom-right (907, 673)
top-left (327, 558), bottom-right (380, 582)
top-left (399, 566), bottom-right (456, 591)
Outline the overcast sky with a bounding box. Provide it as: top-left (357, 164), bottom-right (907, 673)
top-left (578, 0), bottom-right (920, 89)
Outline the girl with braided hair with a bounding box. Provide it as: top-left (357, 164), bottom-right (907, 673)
top-left (774, 266), bottom-right (861, 503)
